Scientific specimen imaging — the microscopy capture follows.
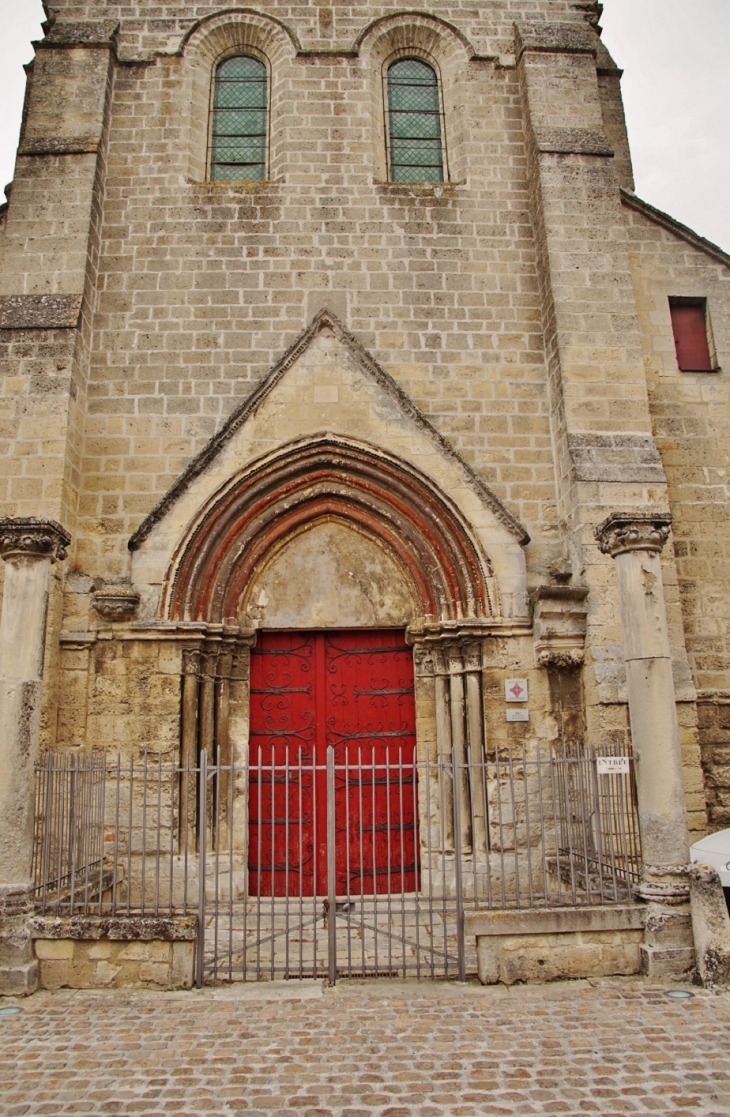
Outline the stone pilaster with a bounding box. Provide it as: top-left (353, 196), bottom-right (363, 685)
top-left (595, 512), bottom-right (694, 977)
top-left (0, 517), bottom-right (70, 995)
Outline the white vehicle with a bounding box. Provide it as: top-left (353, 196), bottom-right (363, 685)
top-left (690, 828), bottom-right (730, 912)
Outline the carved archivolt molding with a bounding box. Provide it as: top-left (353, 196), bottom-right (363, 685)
top-left (164, 436), bottom-right (496, 625)
top-left (0, 517), bottom-right (71, 563)
top-left (595, 512), bottom-right (672, 558)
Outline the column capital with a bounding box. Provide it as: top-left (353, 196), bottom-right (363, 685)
top-left (0, 517), bottom-right (71, 563)
top-left (594, 512), bottom-right (672, 558)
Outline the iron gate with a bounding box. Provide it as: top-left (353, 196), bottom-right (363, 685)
top-left (209, 629), bottom-right (464, 982)
top-left (203, 745), bottom-right (468, 984)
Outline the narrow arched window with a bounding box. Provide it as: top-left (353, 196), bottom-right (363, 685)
top-left (210, 55), bottom-right (268, 181)
top-left (386, 58), bottom-right (444, 183)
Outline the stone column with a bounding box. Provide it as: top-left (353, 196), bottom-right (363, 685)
top-left (0, 517), bottom-right (70, 995)
top-left (446, 643), bottom-right (472, 855)
top-left (595, 512), bottom-right (694, 976)
top-left (463, 640), bottom-right (487, 856)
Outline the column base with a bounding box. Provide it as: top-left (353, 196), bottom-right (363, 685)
top-left (640, 944), bottom-right (695, 979)
top-left (641, 904), bottom-right (695, 980)
top-left (0, 882), bottom-right (39, 997)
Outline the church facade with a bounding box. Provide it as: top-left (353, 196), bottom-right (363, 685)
top-left (1, 0), bottom-right (729, 994)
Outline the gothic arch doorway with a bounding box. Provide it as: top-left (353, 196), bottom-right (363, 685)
top-left (165, 437), bottom-right (502, 979)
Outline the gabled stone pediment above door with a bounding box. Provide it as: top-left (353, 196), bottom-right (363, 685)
top-left (129, 310), bottom-right (529, 625)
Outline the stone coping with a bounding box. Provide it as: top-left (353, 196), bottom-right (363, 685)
top-left (30, 915), bottom-right (197, 942)
top-left (465, 904), bottom-right (646, 937)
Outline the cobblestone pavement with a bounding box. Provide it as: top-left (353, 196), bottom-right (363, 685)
top-left (1, 977), bottom-right (730, 1117)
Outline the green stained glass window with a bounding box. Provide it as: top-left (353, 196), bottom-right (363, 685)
top-left (211, 55), bottom-right (268, 181)
top-left (387, 59), bottom-right (444, 183)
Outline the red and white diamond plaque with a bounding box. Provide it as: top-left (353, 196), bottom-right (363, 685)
top-left (504, 678), bottom-right (528, 703)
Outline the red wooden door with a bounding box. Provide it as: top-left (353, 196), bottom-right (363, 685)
top-left (248, 630), bottom-right (419, 897)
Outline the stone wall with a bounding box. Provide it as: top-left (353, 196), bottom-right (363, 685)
top-left (625, 197), bottom-right (730, 828)
top-left (467, 904), bottom-right (645, 985)
top-left (697, 697), bottom-right (730, 831)
top-left (30, 916), bottom-right (197, 990)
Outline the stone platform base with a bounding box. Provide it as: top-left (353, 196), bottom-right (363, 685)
top-left (30, 916), bottom-right (197, 991)
top-left (466, 905), bottom-right (646, 985)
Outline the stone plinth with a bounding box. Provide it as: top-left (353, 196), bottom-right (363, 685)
top-left (30, 915), bottom-right (197, 991)
top-left (467, 905), bottom-right (645, 985)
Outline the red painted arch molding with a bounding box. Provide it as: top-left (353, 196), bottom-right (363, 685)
top-left (163, 436), bottom-right (495, 624)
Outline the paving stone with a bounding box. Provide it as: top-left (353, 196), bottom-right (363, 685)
top-left (1, 977), bottom-right (730, 1115)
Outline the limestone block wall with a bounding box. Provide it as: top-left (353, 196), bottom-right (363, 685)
top-left (75, 19), bottom-right (560, 579)
top-left (39, 2), bottom-right (601, 61)
top-left (31, 916), bottom-right (197, 990)
top-left (625, 198), bottom-right (730, 828)
top-left (35, 937), bottom-right (195, 991)
top-left (56, 633), bottom-right (182, 753)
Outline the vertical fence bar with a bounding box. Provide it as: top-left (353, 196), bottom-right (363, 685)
top-left (357, 746), bottom-right (366, 978)
top-left (154, 753), bottom-right (162, 916)
top-left (168, 753), bottom-right (175, 917)
top-left (268, 746), bottom-right (275, 982)
top-left (327, 745), bottom-right (337, 985)
top-left (40, 754), bottom-right (54, 914)
top-left (196, 749), bottom-right (207, 989)
top-left (451, 753), bottom-right (466, 982)
top-left (212, 747), bottom-right (221, 984)
top-left (227, 753), bottom-right (235, 983)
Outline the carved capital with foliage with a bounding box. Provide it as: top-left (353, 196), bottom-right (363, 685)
top-left (594, 512), bottom-right (672, 558)
top-left (0, 517), bottom-right (71, 563)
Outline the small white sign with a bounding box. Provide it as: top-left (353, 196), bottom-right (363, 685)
top-left (505, 678), bottom-right (528, 703)
top-left (506, 708), bottom-right (530, 722)
top-left (596, 756), bottom-right (631, 775)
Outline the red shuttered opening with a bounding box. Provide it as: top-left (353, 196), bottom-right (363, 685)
top-left (670, 301), bottom-right (714, 371)
top-left (248, 630), bottom-right (419, 897)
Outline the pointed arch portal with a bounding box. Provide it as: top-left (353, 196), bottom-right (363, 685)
top-left (164, 435), bottom-right (496, 625)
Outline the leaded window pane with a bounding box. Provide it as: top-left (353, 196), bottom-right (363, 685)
top-left (387, 59), bottom-right (444, 184)
top-left (211, 55), bottom-right (268, 181)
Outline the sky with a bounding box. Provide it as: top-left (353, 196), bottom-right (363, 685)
top-left (0, 0), bottom-right (728, 250)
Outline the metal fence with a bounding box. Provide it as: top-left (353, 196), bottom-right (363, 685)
top-left (33, 745), bottom-right (641, 983)
top-left (32, 750), bottom-right (108, 914)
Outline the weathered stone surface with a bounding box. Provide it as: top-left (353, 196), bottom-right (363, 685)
top-left (0, 294), bottom-right (82, 330)
top-left (689, 863), bottom-right (730, 986)
top-left (531, 584), bottom-right (588, 668)
top-left (29, 915), bottom-right (197, 941)
top-left (246, 520), bottom-right (416, 629)
top-left (33, 936), bottom-right (195, 991)
top-left (569, 433), bottom-right (667, 484)
top-left (534, 127), bottom-right (614, 156)
top-left (470, 905), bottom-right (645, 985)
top-left (30, 912), bottom-right (197, 991)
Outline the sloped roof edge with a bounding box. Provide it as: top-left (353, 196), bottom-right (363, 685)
top-left (621, 188), bottom-right (730, 270)
top-left (129, 308), bottom-right (530, 551)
